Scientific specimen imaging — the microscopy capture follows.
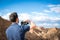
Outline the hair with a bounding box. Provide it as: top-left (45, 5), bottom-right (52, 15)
top-left (9, 12), bottom-right (18, 22)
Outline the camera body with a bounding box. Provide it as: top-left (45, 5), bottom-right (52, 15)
top-left (21, 21), bottom-right (29, 25)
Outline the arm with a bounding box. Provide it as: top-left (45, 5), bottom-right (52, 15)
top-left (22, 20), bottom-right (36, 33)
top-left (24, 20), bottom-right (36, 30)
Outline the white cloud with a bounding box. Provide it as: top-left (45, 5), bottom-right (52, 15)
top-left (50, 17), bottom-right (60, 21)
top-left (32, 16), bottom-right (49, 22)
top-left (32, 12), bottom-right (48, 16)
top-left (48, 5), bottom-right (60, 7)
top-left (40, 4), bottom-right (60, 14)
top-left (2, 13), bottom-right (60, 28)
top-left (37, 23), bottom-right (60, 28)
top-left (50, 7), bottom-right (60, 13)
top-left (48, 5), bottom-right (56, 7)
top-left (48, 5), bottom-right (60, 13)
top-left (1, 12), bottom-right (60, 22)
top-left (0, 4), bottom-right (60, 28)
top-left (43, 10), bottom-right (50, 13)
top-left (18, 12), bottom-right (60, 25)
top-left (18, 12), bottom-right (49, 22)
top-left (1, 12), bottom-right (11, 20)
top-left (18, 13), bottom-right (31, 21)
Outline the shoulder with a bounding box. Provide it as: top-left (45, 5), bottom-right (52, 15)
top-left (21, 25), bottom-right (30, 31)
top-left (6, 24), bottom-right (21, 31)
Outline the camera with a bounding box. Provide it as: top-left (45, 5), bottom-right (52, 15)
top-left (21, 21), bottom-right (29, 25)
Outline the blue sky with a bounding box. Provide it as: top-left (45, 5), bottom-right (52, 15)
top-left (0, 0), bottom-right (60, 28)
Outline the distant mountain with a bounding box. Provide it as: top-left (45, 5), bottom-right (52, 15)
top-left (25, 27), bottom-right (60, 40)
top-left (0, 16), bottom-right (60, 40)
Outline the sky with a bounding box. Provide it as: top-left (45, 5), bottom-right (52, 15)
top-left (0, 0), bottom-right (60, 28)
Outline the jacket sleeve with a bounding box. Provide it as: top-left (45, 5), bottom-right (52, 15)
top-left (23, 25), bottom-right (30, 32)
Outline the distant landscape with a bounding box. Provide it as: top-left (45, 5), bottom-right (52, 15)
top-left (0, 16), bottom-right (60, 40)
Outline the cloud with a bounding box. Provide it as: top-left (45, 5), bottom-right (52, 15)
top-left (37, 23), bottom-right (60, 28)
top-left (48, 5), bottom-right (60, 7)
top-left (32, 12), bottom-right (48, 16)
top-left (18, 13), bottom-right (31, 21)
top-left (50, 7), bottom-right (60, 13)
top-left (18, 12), bottom-right (49, 22)
top-left (1, 6), bottom-right (60, 28)
top-left (50, 17), bottom-right (60, 21)
top-left (1, 12), bottom-right (11, 20)
top-left (48, 4), bottom-right (60, 13)
top-left (1, 12), bottom-right (60, 22)
top-left (43, 10), bottom-right (50, 13)
top-left (48, 5), bottom-right (56, 7)
top-left (32, 16), bottom-right (49, 22)
top-left (1, 12), bottom-right (60, 28)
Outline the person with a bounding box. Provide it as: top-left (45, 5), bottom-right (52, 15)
top-left (6, 12), bottom-right (36, 40)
